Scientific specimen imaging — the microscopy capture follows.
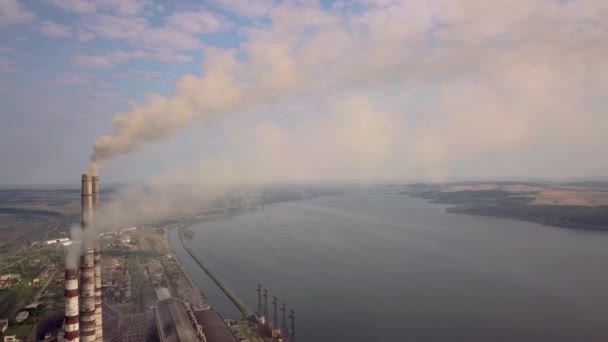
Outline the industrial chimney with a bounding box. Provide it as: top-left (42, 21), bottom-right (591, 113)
top-left (79, 174), bottom-right (97, 342)
top-left (91, 175), bottom-right (103, 342)
top-left (63, 269), bottom-right (80, 342)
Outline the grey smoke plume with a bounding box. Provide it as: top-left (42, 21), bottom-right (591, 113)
top-left (90, 1), bottom-right (608, 179)
top-left (90, 47), bottom-right (245, 166)
top-left (66, 224), bottom-right (83, 268)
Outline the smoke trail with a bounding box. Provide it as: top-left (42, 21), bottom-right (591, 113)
top-left (66, 224), bottom-right (82, 268)
top-left (88, 1), bottom-right (608, 178)
top-left (90, 48), bottom-right (245, 167)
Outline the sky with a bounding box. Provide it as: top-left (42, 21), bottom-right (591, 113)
top-left (0, 0), bottom-right (607, 186)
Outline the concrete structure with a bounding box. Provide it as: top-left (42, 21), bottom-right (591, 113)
top-left (14, 311), bottom-right (28, 323)
top-left (79, 249), bottom-right (96, 342)
top-left (155, 287), bottom-right (171, 301)
top-left (155, 299), bottom-right (199, 342)
top-left (62, 174), bottom-right (104, 342)
top-left (0, 274), bottom-right (20, 281)
top-left (79, 174), bottom-right (96, 342)
top-left (63, 269), bottom-right (80, 342)
top-left (93, 247), bottom-right (102, 342)
top-left (92, 175), bottom-right (103, 342)
top-left (193, 309), bottom-right (237, 342)
top-left (45, 238), bottom-right (70, 245)
top-left (123, 271), bottom-right (131, 302)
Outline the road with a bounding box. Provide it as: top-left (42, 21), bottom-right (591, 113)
top-left (29, 265), bottom-right (58, 306)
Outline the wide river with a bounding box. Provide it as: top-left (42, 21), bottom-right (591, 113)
top-left (170, 195), bottom-right (608, 342)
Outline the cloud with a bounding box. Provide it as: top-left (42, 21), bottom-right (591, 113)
top-left (47, 73), bottom-right (92, 85)
top-left (0, 55), bottom-right (16, 72)
top-left (72, 55), bottom-right (114, 68)
top-left (81, 11), bottom-right (231, 51)
top-left (73, 10), bottom-right (231, 68)
top-left (112, 69), bottom-right (162, 80)
top-left (165, 10), bottom-right (233, 34)
top-left (97, 0), bottom-right (148, 16)
top-left (73, 49), bottom-right (192, 68)
top-left (210, 0), bottom-right (276, 18)
top-left (77, 30), bottom-right (95, 42)
top-left (89, 0), bottom-right (608, 181)
top-left (40, 20), bottom-right (72, 37)
top-left (47, 0), bottom-right (148, 16)
top-left (0, 0), bottom-right (35, 25)
top-left (47, 0), bottom-right (96, 14)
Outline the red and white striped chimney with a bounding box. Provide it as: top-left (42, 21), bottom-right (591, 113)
top-left (63, 268), bottom-right (80, 342)
top-left (91, 175), bottom-right (103, 341)
top-left (80, 174), bottom-right (97, 342)
top-left (93, 247), bottom-right (103, 341)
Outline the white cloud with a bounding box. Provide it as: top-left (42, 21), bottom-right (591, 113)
top-left (40, 21), bottom-right (72, 37)
top-left (47, 0), bottom-right (96, 14)
top-left (81, 11), bottom-right (231, 51)
top-left (73, 10), bottom-right (232, 68)
top-left (210, 0), bottom-right (276, 18)
top-left (90, 0), bottom-right (608, 180)
top-left (47, 0), bottom-right (148, 16)
top-left (47, 73), bottom-right (92, 85)
top-left (0, 0), bottom-right (35, 25)
top-left (0, 55), bottom-right (15, 72)
top-left (112, 69), bottom-right (162, 80)
top-left (165, 10), bottom-right (232, 34)
top-left (73, 49), bottom-right (193, 68)
top-left (96, 0), bottom-right (147, 16)
top-left (77, 30), bottom-right (95, 42)
top-left (72, 55), bottom-right (114, 68)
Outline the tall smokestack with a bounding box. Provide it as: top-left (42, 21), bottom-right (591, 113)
top-left (79, 174), bottom-right (96, 342)
top-left (93, 247), bottom-right (102, 342)
top-left (91, 175), bottom-right (103, 342)
top-left (63, 269), bottom-right (80, 342)
top-left (91, 175), bottom-right (99, 210)
top-left (81, 174), bottom-right (93, 230)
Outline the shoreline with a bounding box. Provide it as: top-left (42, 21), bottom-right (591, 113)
top-left (408, 193), bottom-right (608, 232)
top-left (174, 226), bottom-right (252, 318)
top-left (166, 230), bottom-right (204, 300)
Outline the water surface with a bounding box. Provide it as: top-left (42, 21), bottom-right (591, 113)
top-left (175, 195), bottom-right (608, 342)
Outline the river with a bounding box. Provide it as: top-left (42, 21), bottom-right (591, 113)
top-left (170, 195), bottom-right (608, 342)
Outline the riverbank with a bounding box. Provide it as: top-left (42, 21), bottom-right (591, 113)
top-left (410, 191), bottom-right (608, 231)
top-left (170, 194), bottom-right (608, 342)
top-left (176, 227), bottom-right (252, 318)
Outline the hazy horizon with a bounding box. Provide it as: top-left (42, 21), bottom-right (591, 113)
top-left (3, 176), bottom-right (608, 190)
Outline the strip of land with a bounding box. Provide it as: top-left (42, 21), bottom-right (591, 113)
top-left (410, 182), bottom-right (608, 230)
